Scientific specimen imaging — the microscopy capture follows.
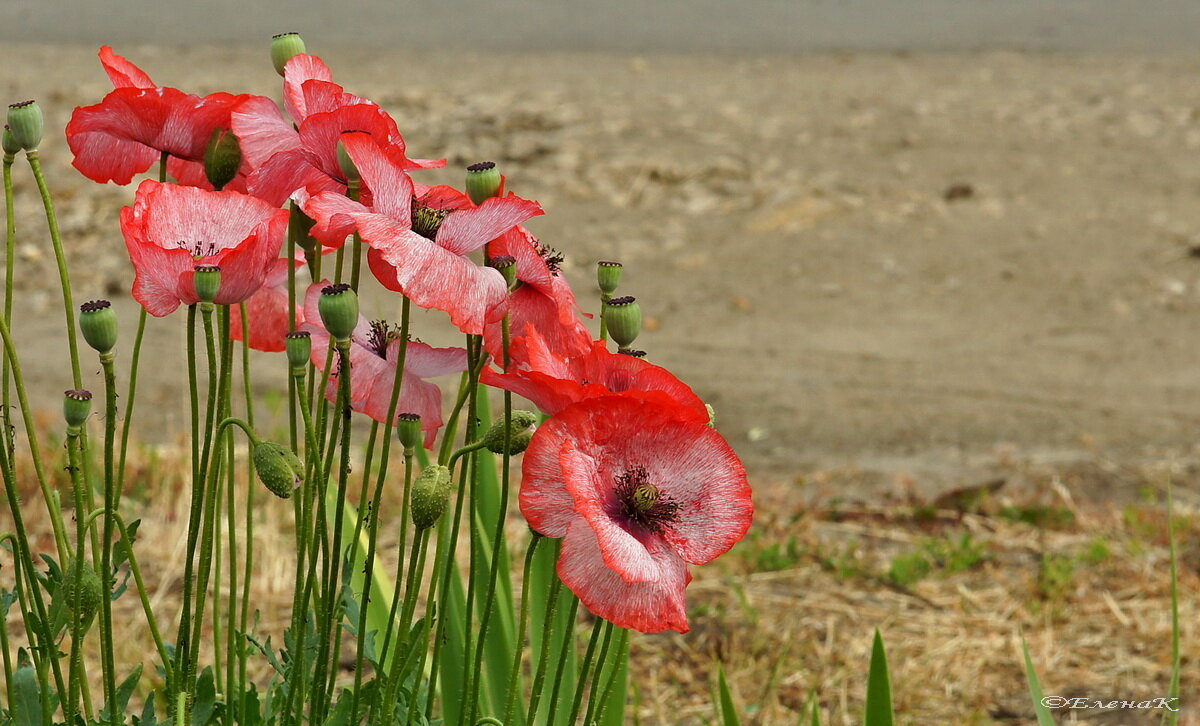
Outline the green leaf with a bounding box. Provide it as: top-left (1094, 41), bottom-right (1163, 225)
top-left (595, 629), bottom-right (630, 726)
top-left (810, 696), bottom-right (822, 726)
top-left (863, 630), bottom-right (894, 726)
top-left (101, 665), bottom-right (142, 722)
top-left (713, 663), bottom-right (741, 726)
top-left (190, 666), bottom-right (218, 726)
top-left (11, 665), bottom-right (43, 726)
top-left (1020, 638), bottom-right (1056, 726)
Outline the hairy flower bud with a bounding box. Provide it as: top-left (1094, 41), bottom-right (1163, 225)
top-left (6, 101), bottom-right (43, 151)
top-left (79, 300), bottom-right (118, 355)
top-left (285, 330), bottom-right (311, 372)
top-left (603, 296), bottom-right (642, 349)
top-left (411, 465), bottom-right (452, 530)
top-left (396, 413), bottom-right (422, 452)
top-left (63, 390), bottom-right (93, 430)
top-left (62, 559), bottom-right (103, 628)
top-left (253, 442), bottom-right (303, 499)
top-left (597, 260), bottom-right (623, 295)
top-left (465, 161), bottom-right (502, 205)
top-left (483, 409), bottom-right (538, 455)
top-left (204, 127), bottom-right (242, 191)
top-left (1, 126), bottom-right (19, 157)
top-left (271, 32), bottom-right (306, 76)
top-left (193, 264), bottom-right (222, 304)
top-left (318, 283), bottom-right (359, 342)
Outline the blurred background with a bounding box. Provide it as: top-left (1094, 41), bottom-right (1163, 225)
top-left (5, 1), bottom-right (1200, 488)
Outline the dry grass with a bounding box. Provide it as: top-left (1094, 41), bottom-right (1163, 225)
top-left (0, 433), bottom-right (1196, 725)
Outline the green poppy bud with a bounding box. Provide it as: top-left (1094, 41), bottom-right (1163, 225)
top-left (483, 409), bottom-right (538, 455)
top-left (603, 296), bottom-right (642, 349)
top-left (1, 126), bottom-right (19, 157)
top-left (271, 32), bottom-right (306, 76)
top-left (465, 161), bottom-right (502, 205)
top-left (318, 283), bottom-right (359, 342)
top-left (285, 330), bottom-right (311, 372)
top-left (62, 559), bottom-right (103, 628)
top-left (6, 101), bottom-right (43, 151)
top-left (193, 264), bottom-right (222, 304)
top-left (63, 389), bottom-right (93, 430)
top-left (79, 300), bottom-right (118, 355)
top-left (396, 413), bottom-right (422, 452)
top-left (253, 442), bottom-right (303, 499)
top-left (489, 255), bottom-right (518, 290)
top-left (597, 260), bottom-right (622, 294)
top-left (411, 465), bottom-right (452, 530)
top-left (204, 127), bottom-right (242, 191)
top-left (337, 137), bottom-right (360, 183)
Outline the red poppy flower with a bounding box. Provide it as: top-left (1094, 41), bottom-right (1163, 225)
top-left (302, 132), bottom-right (543, 334)
top-left (482, 327), bottom-right (707, 423)
top-left (67, 47), bottom-right (261, 189)
top-left (521, 396), bottom-right (753, 633)
top-left (482, 225), bottom-right (591, 362)
top-left (298, 283), bottom-right (468, 448)
top-left (229, 256), bottom-right (303, 352)
top-left (120, 180), bottom-right (288, 316)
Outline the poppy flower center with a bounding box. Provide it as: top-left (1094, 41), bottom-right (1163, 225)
top-left (614, 465), bottom-right (679, 534)
top-left (532, 236), bottom-right (564, 275)
top-left (366, 319), bottom-right (399, 358)
top-left (411, 199), bottom-right (451, 241)
top-left (175, 239), bottom-right (219, 259)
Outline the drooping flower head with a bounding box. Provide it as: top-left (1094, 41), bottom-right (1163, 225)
top-left (298, 283), bottom-right (468, 448)
top-left (120, 180), bottom-right (288, 316)
top-left (521, 396), bottom-right (753, 633)
top-left (67, 46), bottom-right (262, 189)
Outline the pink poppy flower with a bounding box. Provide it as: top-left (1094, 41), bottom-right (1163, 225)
top-left (482, 225), bottom-right (591, 362)
top-left (482, 327), bottom-right (708, 421)
top-left (521, 395), bottom-right (753, 633)
top-left (231, 54), bottom-right (442, 207)
top-left (302, 132), bottom-right (543, 334)
top-left (67, 47), bottom-right (261, 189)
top-left (298, 283), bottom-right (468, 448)
top-left (120, 180), bottom-right (288, 316)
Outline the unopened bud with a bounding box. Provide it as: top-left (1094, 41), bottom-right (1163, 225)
top-left (193, 264), bottom-right (222, 304)
top-left (204, 127), bottom-right (242, 191)
top-left (62, 560), bottom-right (103, 628)
top-left (603, 296), bottom-right (642, 349)
top-left (1, 126), bottom-right (19, 157)
top-left (483, 409), bottom-right (538, 455)
top-left (63, 390), bottom-right (93, 430)
top-left (6, 101), bottom-right (43, 151)
top-left (465, 161), bottom-right (502, 205)
top-left (79, 300), bottom-right (118, 355)
top-left (396, 413), bottom-right (422, 452)
top-left (411, 465), bottom-right (452, 530)
top-left (318, 283), bottom-right (358, 342)
top-left (253, 442), bottom-right (303, 499)
top-left (270, 32), bottom-right (306, 76)
top-left (285, 330), bottom-right (311, 371)
top-left (597, 261), bottom-right (623, 294)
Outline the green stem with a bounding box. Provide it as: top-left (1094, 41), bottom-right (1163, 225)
top-left (544, 597), bottom-right (581, 726)
top-left (582, 621), bottom-right (617, 726)
top-left (525, 540), bottom-right (564, 724)
top-left (116, 308), bottom-right (147, 498)
top-left (502, 534), bottom-right (543, 723)
top-left (566, 618), bottom-right (608, 726)
top-left (25, 151), bottom-right (81, 388)
top-left (592, 628), bottom-right (630, 726)
top-left (237, 306), bottom-right (256, 720)
top-left (2, 154), bottom-right (15, 460)
top-left (98, 355), bottom-right (119, 717)
top-left (65, 431), bottom-right (88, 724)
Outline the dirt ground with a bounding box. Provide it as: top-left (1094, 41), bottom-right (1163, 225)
top-left (5, 44), bottom-right (1200, 500)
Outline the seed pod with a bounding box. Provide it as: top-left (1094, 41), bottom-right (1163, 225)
top-left (204, 127), bottom-right (242, 191)
top-left (270, 32), bottom-right (306, 76)
top-left (318, 283), bottom-right (359, 342)
top-left (285, 330), bottom-right (312, 371)
top-left (79, 300), bottom-right (118, 355)
top-left (411, 465), bottom-right (452, 530)
top-left (603, 296), bottom-right (642, 349)
top-left (483, 410), bottom-right (538, 455)
top-left (597, 260), bottom-right (623, 294)
top-left (489, 255), bottom-right (517, 290)
top-left (193, 264), bottom-right (222, 304)
top-left (396, 413), bottom-right (422, 452)
top-left (253, 442), bottom-right (303, 499)
top-left (465, 161), bottom-right (502, 205)
top-left (1, 126), bottom-right (19, 156)
top-left (63, 389), bottom-right (93, 430)
top-left (6, 101), bottom-right (43, 151)
top-left (337, 136), bottom-right (360, 183)
top-left (62, 560), bottom-right (103, 628)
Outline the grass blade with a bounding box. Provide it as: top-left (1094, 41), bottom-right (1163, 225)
top-left (1020, 637), bottom-right (1056, 726)
top-left (1163, 481), bottom-right (1180, 726)
top-left (863, 629), bottom-right (894, 726)
top-left (713, 662), bottom-right (741, 726)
